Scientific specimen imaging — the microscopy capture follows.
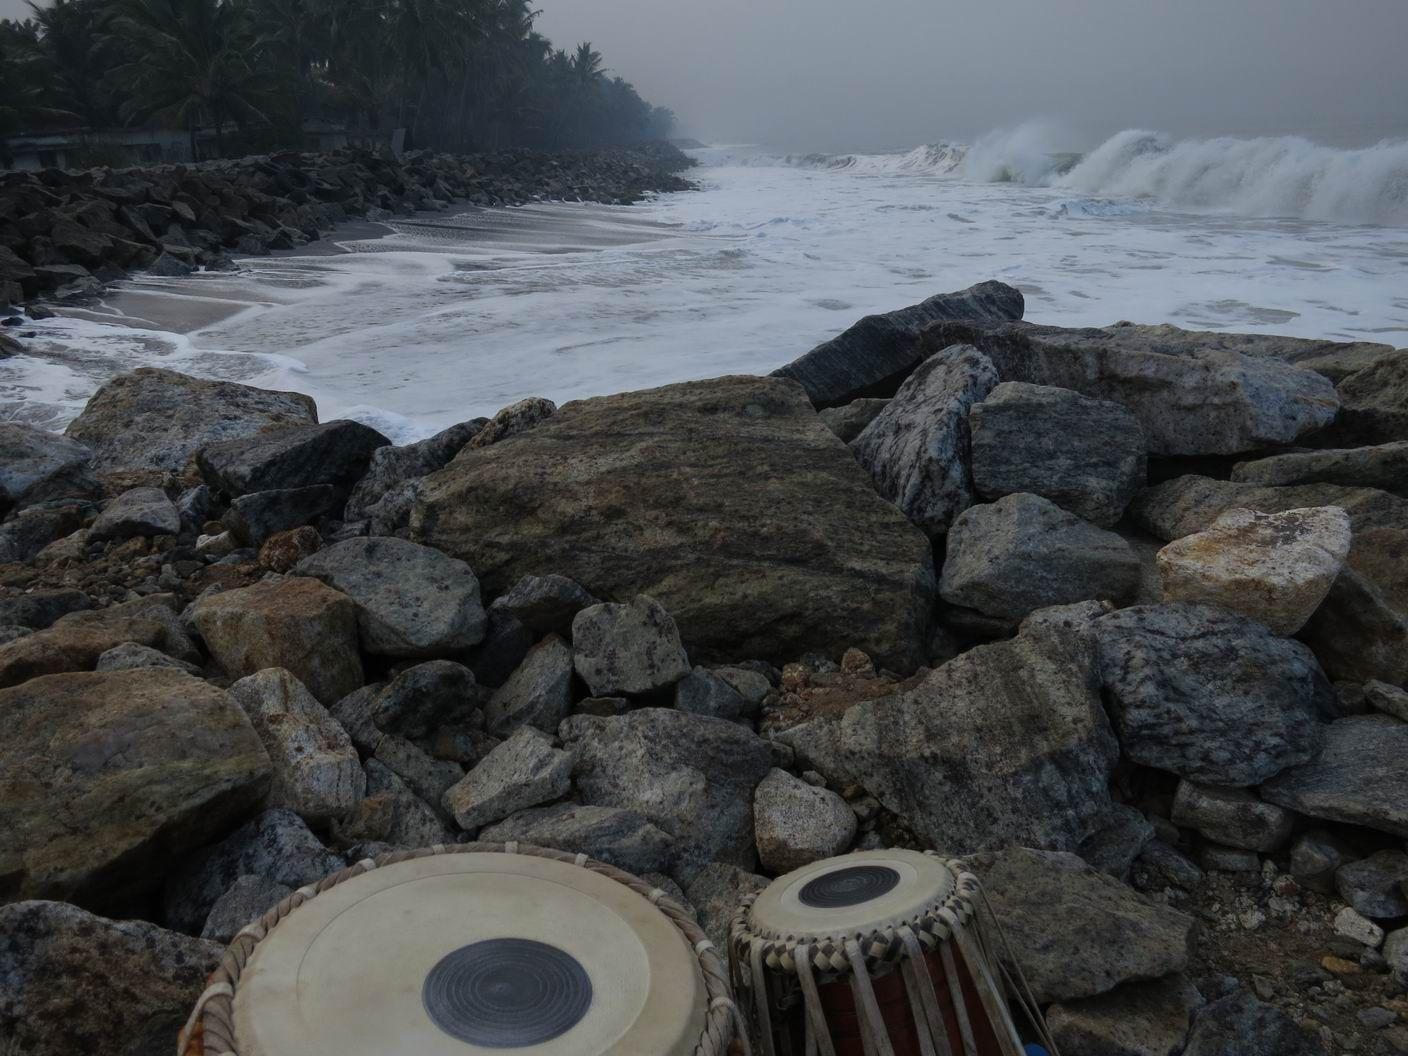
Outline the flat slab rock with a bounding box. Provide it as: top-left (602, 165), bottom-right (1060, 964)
top-left (63, 366), bottom-right (317, 480)
top-left (0, 900), bottom-right (223, 1056)
top-left (1232, 441), bottom-right (1408, 496)
top-left (0, 421), bottom-right (99, 515)
top-left (479, 803), bottom-right (674, 876)
top-left (1260, 716), bottom-right (1408, 838)
top-left (0, 668), bottom-right (271, 906)
top-left (411, 375), bottom-right (936, 671)
top-left (1047, 974), bottom-right (1203, 1056)
top-left (962, 847), bottom-right (1194, 1004)
top-left (1182, 991), bottom-right (1326, 1056)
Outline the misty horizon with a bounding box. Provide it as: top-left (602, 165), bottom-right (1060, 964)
top-left (4, 0), bottom-right (1407, 152)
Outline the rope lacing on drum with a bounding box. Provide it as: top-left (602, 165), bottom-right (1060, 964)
top-left (729, 856), bottom-right (1052, 1056)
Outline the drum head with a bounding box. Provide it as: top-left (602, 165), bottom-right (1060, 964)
top-left (232, 852), bottom-right (706, 1055)
top-left (748, 850), bottom-right (959, 941)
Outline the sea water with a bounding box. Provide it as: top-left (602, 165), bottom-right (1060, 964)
top-left (3, 129), bottom-right (1406, 443)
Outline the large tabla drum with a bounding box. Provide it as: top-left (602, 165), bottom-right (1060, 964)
top-left (729, 850), bottom-right (1056, 1056)
top-left (179, 843), bottom-right (749, 1056)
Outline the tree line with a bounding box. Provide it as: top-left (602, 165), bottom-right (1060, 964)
top-left (0, 0), bottom-right (677, 159)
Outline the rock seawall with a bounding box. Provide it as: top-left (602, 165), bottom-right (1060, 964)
top-left (0, 142), bottom-right (695, 307)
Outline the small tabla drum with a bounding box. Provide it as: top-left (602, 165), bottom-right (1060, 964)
top-left (729, 850), bottom-right (1057, 1056)
top-left (179, 842), bottom-right (750, 1056)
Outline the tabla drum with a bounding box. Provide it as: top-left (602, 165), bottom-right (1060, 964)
top-left (178, 843), bottom-right (749, 1056)
top-left (729, 850), bottom-right (1058, 1056)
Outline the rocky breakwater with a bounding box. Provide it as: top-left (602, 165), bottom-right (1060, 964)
top-left (2, 280), bottom-right (1408, 1055)
top-left (0, 142), bottom-right (695, 309)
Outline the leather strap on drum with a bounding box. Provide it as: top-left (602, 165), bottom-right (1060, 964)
top-left (177, 842), bottom-right (750, 1056)
top-left (729, 853), bottom-right (1057, 1056)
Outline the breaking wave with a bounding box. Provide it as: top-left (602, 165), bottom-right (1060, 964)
top-left (694, 125), bottom-right (1408, 225)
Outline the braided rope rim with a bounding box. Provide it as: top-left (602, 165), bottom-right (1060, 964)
top-left (177, 841), bottom-right (744, 1056)
top-left (728, 852), bottom-right (978, 979)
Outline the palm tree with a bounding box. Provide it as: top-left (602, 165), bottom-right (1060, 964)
top-left (0, 18), bottom-right (79, 135)
top-left (104, 0), bottom-right (271, 158)
top-left (28, 0), bottom-right (118, 128)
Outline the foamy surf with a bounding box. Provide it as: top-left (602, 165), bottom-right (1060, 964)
top-left (3, 134), bottom-right (1406, 442)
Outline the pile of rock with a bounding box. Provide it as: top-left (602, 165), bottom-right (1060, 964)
top-left (2, 279), bottom-right (1407, 1056)
top-left (0, 143), bottom-right (695, 307)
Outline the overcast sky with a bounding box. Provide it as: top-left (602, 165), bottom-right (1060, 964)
top-left (5, 0), bottom-right (1405, 151)
top-left (536, 0), bottom-right (1408, 151)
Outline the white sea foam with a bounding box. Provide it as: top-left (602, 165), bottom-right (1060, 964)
top-left (4, 135), bottom-right (1406, 442)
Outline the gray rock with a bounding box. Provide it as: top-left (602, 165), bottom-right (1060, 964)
top-left (1289, 829), bottom-right (1357, 894)
top-left (480, 803), bottom-right (674, 875)
top-left (674, 667), bottom-right (750, 720)
top-left (1094, 604), bottom-right (1325, 786)
top-left (769, 280), bottom-right (1025, 407)
top-left (850, 344), bottom-right (999, 537)
top-left (295, 536), bottom-right (487, 657)
top-left (752, 768), bottom-right (856, 874)
top-left (371, 659), bottom-right (479, 740)
top-left (1335, 850), bottom-right (1408, 920)
top-left (0, 588), bottom-right (92, 630)
top-left (464, 396), bottom-right (557, 449)
top-left (89, 486), bottom-right (180, 541)
top-left (223, 484), bottom-right (340, 547)
top-left (1232, 442), bottom-right (1408, 496)
top-left (1334, 907), bottom-right (1384, 948)
top-left (200, 875), bottom-right (293, 943)
top-left (197, 419), bottom-right (389, 499)
top-left (0, 421), bottom-right (98, 516)
top-left (1157, 506), bottom-right (1352, 635)
top-left (442, 727), bottom-right (572, 832)
top-left (373, 734), bottom-right (464, 811)
top-left (713, 666), bottom-right (774, 710)
top-left (189, 577), bottom-right (363, 705)
top-left (0, 900), bottom-right (223, 1056)
top-left (228, 668), bottom-right (365, 822)
top-left (571, 595), bottom-right (690, 697)
top-left (328, 682), bottom-right (385, 753)
top-left (940, 493), bottom-right (1142, 621)
top-left (778, 613), bottom-right (1119, 855)
top-left (0, 502), bottom-right (91, 565)
top-left (1047, 974), bottom-right (1203, 1056)
top-left (64, 367), bottom-right (317, 480)
top-left (1170, 782), bottom-right (1295, 852)
top-left (1330, 350), bottom-right (1408, 445)
top-left (969, 382), bottom-right (1147, 527)
top-left (922, 320), bottom-right (1341, 456)
top-left (95, 641), bottom-right (201, 675)
top-left (333, 759), bottom-right (457, 848)
top-left (683, 861), bottom-right (769, 952)
top-left (1077, 803), bottom-right (1157, 879)
top-left (1182, 991), bottom-right (1326, 1056)
top-left (344, 418), bottom-right (486, 521)
top-left (164, 808), bottom-right (344, 934)
top-left (818, 397), bottom-right (890, 443)
top-left (1299, 567), bottom-right (1408, 687)
top-left (1386, 928), bottom-right (1408, 986)
top-left (490, 573), bottom-right (599, 636)
top-left (411, 375), bottom-right (936, 672)
top-left (1365, 680), bottom-right (1408, 721)
top-left (0, 668), bottom-right (271, 907)
top-left (483, 634), bottom-right (574, 735)
top-left (1137, 840), bottom-right (1205, 891)
top-left (466, 609), bottom-right (537, 689)
top-left (1197, 844), bottom-right (1261, 873)
top-left (1131, 475), bottom-right (1408, 542)
top-left (561, 708), bottom-right (774, 878)
top-left (1261, 715), bottom-right (1408, 836)
top-left (964, 847), bottom-right (1194, 1003)
top-left (175, 483), bottom-right (214, 533)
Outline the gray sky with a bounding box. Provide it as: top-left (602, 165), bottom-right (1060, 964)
top-left (6, 0), bottom-right (1405, 151)
top-left (535, 0), bottom-right (1408, 151)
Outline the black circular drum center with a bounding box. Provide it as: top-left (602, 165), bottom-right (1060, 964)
top-left (799, 865), bottom-right (901, 909)
top-left (422, 938), bottom-right (592, 1048)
